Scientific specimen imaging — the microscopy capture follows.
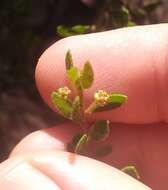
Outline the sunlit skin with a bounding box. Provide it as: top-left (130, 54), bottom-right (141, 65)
top-left (0, 24), bottom-right (168, 190)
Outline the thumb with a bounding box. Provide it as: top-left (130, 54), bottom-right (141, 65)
top-left (31, 151), bottom-right (151, 190)
top-left (0, 151), bottom-right (151, 190)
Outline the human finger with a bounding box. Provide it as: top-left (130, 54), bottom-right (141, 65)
top-left (10, 122), bottom-right (168, 189)
top-left (36, 24), bottom-right (168, 123)
top-left (0, 151), bottom-right (151, 190)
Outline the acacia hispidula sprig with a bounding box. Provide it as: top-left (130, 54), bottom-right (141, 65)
top-left (51, 50), bottom-right (140, 180)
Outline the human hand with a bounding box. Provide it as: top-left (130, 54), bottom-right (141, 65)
top-left (1, 24), bottom-right (168, 190)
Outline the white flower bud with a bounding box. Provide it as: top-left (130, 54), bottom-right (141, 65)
top-left (57, 87), bottom-right (71, 99)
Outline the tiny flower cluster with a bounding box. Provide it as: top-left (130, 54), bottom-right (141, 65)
top-left (57, 87), bottom-right (71, 99)
top-left (94, 90), bottom-right (109, 106)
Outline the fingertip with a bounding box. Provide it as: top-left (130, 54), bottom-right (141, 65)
top-left (35, 24), bottom-right (168, 123)
top-left (35, 38), bottom-right (68, 109)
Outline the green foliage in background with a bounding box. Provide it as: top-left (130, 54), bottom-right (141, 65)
top-left (57, 25), bottom-right (96, 38)
top-left (56, 0), bottom-right (162, 38)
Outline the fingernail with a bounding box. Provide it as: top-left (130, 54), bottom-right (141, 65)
top-left (32, 151), bottom-right (151, 190)
top-left (0, 162), bottom-right (62, 190)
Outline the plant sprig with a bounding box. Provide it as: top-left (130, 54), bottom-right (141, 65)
top-left (51, 50), bottom-right (140, 180)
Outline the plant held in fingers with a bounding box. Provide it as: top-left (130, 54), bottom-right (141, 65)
top-left (51, 50), bottom-right (140, 180)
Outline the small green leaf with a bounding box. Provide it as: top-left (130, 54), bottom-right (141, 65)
top-left (65, 50), bottom-right (73, 70)
top-left (107, 93), bottom-right (127, 107)
top-left (81, 61), bottom-right (94, 89)
top-left (67, 67), bottom-right (79, 84)
top-left (51, 92), bottom-right (72, 118)
top-left (121, 166), bottom-right (140, 180)
top-left (57, 25), bottom-right (75, 38)
top-left (67, 133), bottom-right (83, 152)
top-left (127, 21), bottom-right (136, 27)
top-left (71, 96), bottom-right (82, 124)
top-left (71, 25), bottom-right (90, 34)
top-left (57, 25), bottom-right (92, 38)
top-left (67, 67), bottom-right (83, 91)
top-left (95, 145), bottom-right (112, 157)
top-left (75, 134), bottom-right (88, 154)
top-left (93, 94), bottom-right (127, 112)
top-left (89, 120), bottom-right (110, 141)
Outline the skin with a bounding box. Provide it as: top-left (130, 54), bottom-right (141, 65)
top-left (0, 24), bottom-right (168, 190)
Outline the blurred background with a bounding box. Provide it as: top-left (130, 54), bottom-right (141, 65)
top-left (0, 0), bottom-right (167, 161)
